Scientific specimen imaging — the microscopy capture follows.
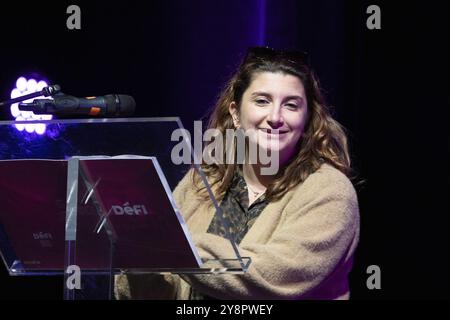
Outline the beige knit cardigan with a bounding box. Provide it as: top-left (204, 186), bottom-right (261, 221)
top-left (115, 163), bottom-right (360, 300)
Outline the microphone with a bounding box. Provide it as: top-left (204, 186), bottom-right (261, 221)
top-left (18, 94), bottom-right (136, 117)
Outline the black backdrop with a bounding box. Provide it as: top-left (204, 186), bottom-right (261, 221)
top-left (0, 0), bottom-right (449, 299)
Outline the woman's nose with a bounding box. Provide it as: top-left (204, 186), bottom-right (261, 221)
top-left (267, 106), bottom-right (284, 128)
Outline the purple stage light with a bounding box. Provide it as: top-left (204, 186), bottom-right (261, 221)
top-left (10, 76), bottom-right (53, 134)
top-left (15, 77), bottom-right (27, 92)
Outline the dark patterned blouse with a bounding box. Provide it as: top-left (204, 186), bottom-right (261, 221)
top-left (189, 168), bottom-right (269, 300)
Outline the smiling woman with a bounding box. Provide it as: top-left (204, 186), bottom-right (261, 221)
top-left (115, 47), bottom-right (360, 300)
top-left (229, 72), bottom-right (309, 168)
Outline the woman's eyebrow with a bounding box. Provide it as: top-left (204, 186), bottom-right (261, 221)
top-left (250, 91), bottom-right (271, 98)
top-left (250, 92), bottom-right (305, 104)
top-left (251, 92), bottom-right (304, 100)
top-left (284, 95), bottom-right (304, 101)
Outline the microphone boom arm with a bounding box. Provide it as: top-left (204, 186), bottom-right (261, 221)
top-left (0, 84), bottom-right (61, 107)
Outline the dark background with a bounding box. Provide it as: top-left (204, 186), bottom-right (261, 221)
top-left (0, 0), bottom-right (449, 299)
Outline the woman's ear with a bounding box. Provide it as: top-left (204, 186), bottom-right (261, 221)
top-left (228, 102), bottom-right (240, 128)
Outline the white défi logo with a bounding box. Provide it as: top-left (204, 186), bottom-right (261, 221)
top-left (111, 203), bottom-right (149, 216)
top-left (33, 232), bottom-right (53, 240)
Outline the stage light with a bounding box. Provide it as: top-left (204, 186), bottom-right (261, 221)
top-left (10, 76), bottom-right (53, 134)
top-left (26, 79), bottom-right (38, 92)
top-left (35, 123), bottom-right (46, 135)
top-left (15, 77), bottom-right (27, 92)
top-left (14, 116), bottom-right (25, 131)
top-left (24, 123), bottom-right (34, 133)
top-left (37, 81), bottom-right (48, 91)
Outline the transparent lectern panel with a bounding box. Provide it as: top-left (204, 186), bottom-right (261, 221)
top-left (0, 118), bottom-right (250, 299)
top-left (0, 159), bottom-right (67, 275)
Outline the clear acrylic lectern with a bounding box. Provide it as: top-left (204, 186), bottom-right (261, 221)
top-left (0, 118), bottom-right (251, 300)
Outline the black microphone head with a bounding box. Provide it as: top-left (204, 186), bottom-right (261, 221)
top-left (105, 94), bottom-right (136, 117)
top-left (117, 94), bottom-right (136, 116)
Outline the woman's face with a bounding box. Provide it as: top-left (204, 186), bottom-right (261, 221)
top-left (229, 71), bottom-right (309, 166)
